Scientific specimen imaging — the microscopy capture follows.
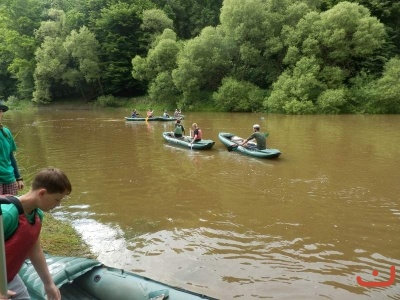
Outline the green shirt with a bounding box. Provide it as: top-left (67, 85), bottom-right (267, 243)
top-left (0, 126), bottom-right (17, 183)
top-left (1, 202), bottom-right (44, 240)
top-left (247, 131), bottom-right (267, 150)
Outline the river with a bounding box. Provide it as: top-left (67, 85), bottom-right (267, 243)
top-left (5, 109), bottom-right (400, 299)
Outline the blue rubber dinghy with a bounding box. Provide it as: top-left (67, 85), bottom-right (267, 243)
top-left (163, 132), bottom-right (215, 150)
top-left (218, 132), bottom-right (281, 159)
top-left (19, 255), bottom-right (217, 300)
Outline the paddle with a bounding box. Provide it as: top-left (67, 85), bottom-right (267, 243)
top-left (189, 130), bottom-right (193, 150)
top-left (0, 198), bottom-right (9, 298)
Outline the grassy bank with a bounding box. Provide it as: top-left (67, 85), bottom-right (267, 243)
top-left (41, 213), bottom-right (95, 258)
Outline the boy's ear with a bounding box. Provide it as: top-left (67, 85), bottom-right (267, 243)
top-left (37, 188), bottom-right (47, 197)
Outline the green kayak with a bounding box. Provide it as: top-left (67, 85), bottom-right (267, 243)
top-left (163, 132), bottom-right (215, 150)
top-left (19, 255), bottom-right (217, 300)
top-left (218, 132), bottom-right (281, 159)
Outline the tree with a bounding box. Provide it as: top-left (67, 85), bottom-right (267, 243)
top-left (0, 0), bottom-right (49, 100)
top-left (265, 1), bottom-right (388, 114)
top-left (213, 77), bottom-right (264, 112)
top-left (172, 26), bottom-right (233, 105)
top-left (367, 57), bottom-right (400, 113)
top-left (132, 28), bottom-right (180, 102)
top-left (141, 9), bottom-right (173, 38)
top-left (64, 26), bottom-right (102, 99)
top-left (152, 0), bottom-right (223, 39)
top-left (265, 56), bottom-right (323, 114)
top-left (93, 1), bottom-right (153, 96)
top-left (33, 9), bottom-right (102, 103)
top-left (33, 36), bottom-right (69, 103)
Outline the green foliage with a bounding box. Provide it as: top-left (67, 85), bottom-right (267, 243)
top-left (148, 71), bottom-right (179, 103)
top-left (95, 94), bottom-right (122, 107)
top-left (367, 57), bottom-right (400, 113)
top-left (344, 71), bottom-right (373, 113)
top-left (283, 99), bottom-right (316, 114)
top-left (33, 36), bottom-right (69, 103)
top-left (0, 0), bottom-right (46, 100)
top-left (64, 26), bottom-right (101, 83)
top-left (141, 9), bottom-right (173, 33)
top-left (0, 0), bottom-right (399, 113)
top-left (152, 0), bottom-right (222, 39)
top-left (132, 28), bottom-right (180, 104)
top-left (316, 88), bottom-right (347, 114)
top-left (265, 1), bottom-right (389, 114)
top-left (33, 9), bottom-right (102, 103)
top-left (172, 26), bottom-right (233, 104)
top-left (93, 1), bottom-right (154, 95)
top-left (265, 56), bottom-right (325, 114)
top-left (140, 9), bottom-right (174, 49)
top-left (213, 77), bottom-right (264, 112)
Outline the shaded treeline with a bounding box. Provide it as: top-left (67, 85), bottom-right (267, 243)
top-left (0, 0), bottom-right (399, 114)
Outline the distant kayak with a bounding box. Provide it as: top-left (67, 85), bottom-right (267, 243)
top-left (19, 254), bottom-right (217, 300)
top-left (163, 132), bottom-right (215, 150)
top-left (125, 115), bottom-right (184, 122)
top-left (218, 132), bottom-right (281, 159)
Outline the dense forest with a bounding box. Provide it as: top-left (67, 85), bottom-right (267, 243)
top-left (0, 0), bottom-right (399, 114)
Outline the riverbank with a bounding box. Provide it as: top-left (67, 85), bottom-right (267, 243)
top-left (7, 95), bottom-right (217, 113)
top-left (41, 213), bottom-right (95, 258)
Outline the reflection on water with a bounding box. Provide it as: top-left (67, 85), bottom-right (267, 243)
top-left (7, 110), bottom-right (400, 299)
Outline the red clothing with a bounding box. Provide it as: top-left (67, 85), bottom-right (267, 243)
top-left (5, 205), bottom-right (41, 282)
top-left (193, 128), bottom-right (202, 141)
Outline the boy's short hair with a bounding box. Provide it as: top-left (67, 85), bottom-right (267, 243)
top-left (32, 167), bottom-right (72, 194)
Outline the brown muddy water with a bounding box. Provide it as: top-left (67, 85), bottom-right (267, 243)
top-left (5, 109), bottom-right (400, 299)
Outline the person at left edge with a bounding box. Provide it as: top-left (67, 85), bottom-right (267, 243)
top-left (0, 100), bottom-right (24, 195)
top-left (1, 167), bottom-right (72, 300)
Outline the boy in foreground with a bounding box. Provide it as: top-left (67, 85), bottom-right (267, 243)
top-left (1, 167), bottom-right (72, 299)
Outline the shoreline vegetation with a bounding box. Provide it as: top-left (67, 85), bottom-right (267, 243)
top-left (8, 96), bottom-right (220, 114)
top-left (1, 1), bottom-right (399, 117)
top-left (41, 213), bottom-right (95, 258)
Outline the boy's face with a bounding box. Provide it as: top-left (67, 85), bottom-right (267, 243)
top-left (39, 189), bottom-right (70, 212)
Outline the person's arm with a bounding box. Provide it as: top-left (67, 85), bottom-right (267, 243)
top-left (10, 152), bottom-right (20, 179)
top-left (190, 130), bottom-right (196, 143)
top-left (10, 153), bottom-right (24, 190)
top-left (241, 134), bottom-right (252, 146)
top-left (28, 240), bottom-right (61, 300)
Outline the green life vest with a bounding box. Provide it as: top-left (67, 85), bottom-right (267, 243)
top-left (174, 125), bottom-right (183, 135)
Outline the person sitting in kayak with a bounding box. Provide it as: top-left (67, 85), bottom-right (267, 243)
top-left (146, 109), bottom-right (154, 118)
top-left (174, 119), bottom-right (185, 138)
top-left (174, 109), bottom-right (181, 118)
top-left (131, 109), bottom-right (139, 117)
top-left (163, 110), bottom-right (170, 118)
top-left (241, 124), bottom-right (267, 150)
top-left (190, 123), bottom-right (202, 145)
